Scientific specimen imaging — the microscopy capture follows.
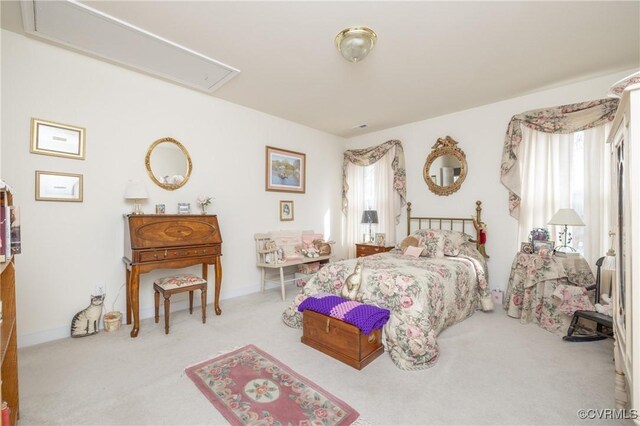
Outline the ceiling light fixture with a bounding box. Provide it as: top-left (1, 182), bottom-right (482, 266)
top-left (335, 26), bottom-right (377, 63)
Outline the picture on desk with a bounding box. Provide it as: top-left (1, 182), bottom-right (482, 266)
top-left (520, 242), bottom-right (533, 254)
top-left (533, 240), bottom-right (555, 256)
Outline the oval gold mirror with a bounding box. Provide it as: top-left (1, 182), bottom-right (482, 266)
top-left (423, 136), bottom-right (467, 196)
top-left (145, 137), bottom-right (192, 191)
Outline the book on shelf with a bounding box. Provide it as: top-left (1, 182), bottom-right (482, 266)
top-left (10, 206), bottom-right (21, 255)
top-left (0, 205), bottom-right (6, 263)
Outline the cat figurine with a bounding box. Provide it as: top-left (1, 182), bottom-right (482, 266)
top-left (71, 294), bottom-right (105, 338)
top-left (341, 259), bottom-right (364, 300)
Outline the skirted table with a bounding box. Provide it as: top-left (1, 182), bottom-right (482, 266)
top-left (504, 253), bottom-right (596, 335)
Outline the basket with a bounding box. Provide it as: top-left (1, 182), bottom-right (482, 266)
top-left (103, 311), bottom-right (122, 332)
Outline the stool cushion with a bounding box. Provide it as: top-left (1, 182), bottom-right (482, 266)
top-left (154, 274), bottom-right (206, 290)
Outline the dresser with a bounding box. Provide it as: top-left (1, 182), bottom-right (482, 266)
top-left (355, 243), bottom-right (394, 258)
top-left (123, 214), bottom-right (222, 338)
top-left (608, 83), bottom-right (640, 413)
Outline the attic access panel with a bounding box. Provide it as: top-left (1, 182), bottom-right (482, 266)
top-left (21, 0), bottom-right (240, 93)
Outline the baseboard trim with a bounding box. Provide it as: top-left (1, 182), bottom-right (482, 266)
top-left (17, 282), bottom-right (296, 348)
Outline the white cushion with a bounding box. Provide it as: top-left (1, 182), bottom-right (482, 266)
top-left (154, 274), bottom-right (206, 290)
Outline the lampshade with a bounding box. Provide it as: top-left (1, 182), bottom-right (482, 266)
top-left (548, 209), bottom-right (585, 226)
top-left (124, 180), bottom-right (149, 200)
top-left (335, 26), bottom-right (377, 63)
top-left (361, 210), bottom-right (379, 224)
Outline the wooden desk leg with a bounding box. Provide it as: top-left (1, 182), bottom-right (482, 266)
top-left (279, 267), bottom-right (285, 301)
top-left (261, 267), bottom-right (265, 293)
top-left (125, 267), bottom-right (132, 325)
top-left (214, 256), bottom-right (222, 315)
top-left (130, 265), bottom-right (140, 338)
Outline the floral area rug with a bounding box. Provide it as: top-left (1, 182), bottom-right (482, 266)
top-left (185, 345), bottom-right (360, 425)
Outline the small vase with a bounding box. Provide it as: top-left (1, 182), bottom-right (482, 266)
top-left (200, 205), bottom-right (207, 215)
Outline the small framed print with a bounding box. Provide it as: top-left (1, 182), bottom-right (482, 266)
top-left (520, 242), bottom-right (533, 254)
top-left (35, 171), bottom-right (83, 202)
top-left (533, 240), bottom-right (555, 255)
top-left (177, 203), bottom-right (191, 214)
top-left (155, 204), bottom-right (166, 214)
top-left (280, 200), bottom-right (294, 221)
top-left (31, 118), bottom-right (86, 160)
top-left (375, 233), bottom-right (386, 246)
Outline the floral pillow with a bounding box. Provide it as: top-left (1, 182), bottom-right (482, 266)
top-left (410, 229), bottom-right (445, 257)
top-left (552, 284), bottom-right (595, 316)
top-left (411, 229), bottom-right (471, 257)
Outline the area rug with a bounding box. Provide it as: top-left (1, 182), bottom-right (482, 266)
top-left (185, 344), bottom-right (360, 425)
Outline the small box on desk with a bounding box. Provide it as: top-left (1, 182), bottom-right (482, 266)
top-left (301, 310), bottom-right (384, 370)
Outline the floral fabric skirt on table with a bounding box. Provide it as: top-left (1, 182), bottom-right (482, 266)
top-left (503, 253), bottom-right (596, 335)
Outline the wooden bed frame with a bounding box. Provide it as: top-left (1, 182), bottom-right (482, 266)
top-left (406, 200), bottom-right (489, 258)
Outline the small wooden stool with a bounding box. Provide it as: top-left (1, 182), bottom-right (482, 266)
top-left (153, 274), bottom-right (207, 334)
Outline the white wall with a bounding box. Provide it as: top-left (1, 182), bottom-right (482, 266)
top-left (346, 69), bottom-right (634, 293)
top-left (1, 30), bottom-right (346, 346)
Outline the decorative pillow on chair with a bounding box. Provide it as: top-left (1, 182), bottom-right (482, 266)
top-left (154, 274), bottom-right (206, 290)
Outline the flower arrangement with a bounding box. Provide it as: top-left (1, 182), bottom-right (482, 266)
top-left (196, 196), bottom-right (213, 214)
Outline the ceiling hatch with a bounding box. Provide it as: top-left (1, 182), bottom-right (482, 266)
top-left (20, 0), bottom-right (240, 93)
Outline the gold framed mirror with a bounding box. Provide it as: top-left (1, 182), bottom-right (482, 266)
top-left (423, 136), bottom-right (467, 196)
top-left (145, 137), bottom-right (192, 191)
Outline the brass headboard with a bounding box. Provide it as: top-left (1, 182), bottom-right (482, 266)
top-left (406, 200), bottom-right (488, 258)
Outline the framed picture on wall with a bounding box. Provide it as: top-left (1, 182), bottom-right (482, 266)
top-left (31, 118), bottom-right (86, 160)
top-left (35, 170), bottom-right (83, 202)
top-left (265, 146), bottom-right (306, 193)
top-left (280, 200), bottom-right (294, 221)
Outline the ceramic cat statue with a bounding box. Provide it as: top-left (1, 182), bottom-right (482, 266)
top-left (341, 259), bottom-right (363, 301)
top-left (71, 294), bottom-right (105, 338)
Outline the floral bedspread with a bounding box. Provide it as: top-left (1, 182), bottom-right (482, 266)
top-left (503, 253), bottom-right (596, 335)
top-left (282, 244), bottom-right (493, 370)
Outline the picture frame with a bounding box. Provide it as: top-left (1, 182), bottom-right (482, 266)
top-left (35, 170), bottom-right (83, 202)
top-left (280, 200), bottom-right (294, 221)
top-left (155, 204), bottom-right (166, 214)
top-left (533, 240), bottom-right (555, 255)
top-left (520, 242), bottom-right (533, 254)
top-left (375, 233), bottom-right (386, 246)
top-left (265, 146), bottom-right (306, 193)
top-left (177, 203), bottom-right (191, 214)
top-left (31, 118), bottom-right (86, 160)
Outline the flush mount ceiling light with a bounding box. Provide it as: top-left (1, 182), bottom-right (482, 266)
top-left (335, 26), bottom-right (377, 63)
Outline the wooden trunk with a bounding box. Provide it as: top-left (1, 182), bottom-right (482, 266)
top-left (301, 310), bottom-right (383, 370)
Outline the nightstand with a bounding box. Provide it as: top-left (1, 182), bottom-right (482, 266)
top-left (355, 243), bottom-right (395, 258)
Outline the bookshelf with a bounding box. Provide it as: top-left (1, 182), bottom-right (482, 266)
top-left (0, 186), bottom-right (19, 425)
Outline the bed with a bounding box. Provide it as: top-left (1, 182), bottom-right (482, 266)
top-left (282, 201), bottom-right (493, 370)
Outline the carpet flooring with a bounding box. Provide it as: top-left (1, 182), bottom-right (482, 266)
top-left (18, 287), bottom-right (620, 425)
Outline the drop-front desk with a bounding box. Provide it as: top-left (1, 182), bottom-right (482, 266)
top-left (123, 214), bottom-right (223, 337)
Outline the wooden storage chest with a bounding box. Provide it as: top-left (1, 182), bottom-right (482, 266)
top-left (301, 309), bottom-right (383, 370)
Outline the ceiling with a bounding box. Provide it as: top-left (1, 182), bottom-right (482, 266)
top-left (2, 1), bottom-right (639, 137)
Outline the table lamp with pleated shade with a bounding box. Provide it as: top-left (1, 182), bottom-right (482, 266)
top-left (548, 208), bottom-right (585, 252)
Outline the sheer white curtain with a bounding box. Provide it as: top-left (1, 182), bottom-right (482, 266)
top-left (345, 150), bottom-right (397, 258)
top-left (518, 124), bottom-right (610, 266)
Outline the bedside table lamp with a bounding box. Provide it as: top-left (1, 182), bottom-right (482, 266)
top-left (548, 208), bottom-right (585, 252)
top-left (361, 210), bottom-right (378, 243)
top-left (124, 180), bottom-right (148, 215)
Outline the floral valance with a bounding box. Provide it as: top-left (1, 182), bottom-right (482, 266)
top-left (342, 140), bottom-right (406, 223)
top-left (500, 98), bottom-right (619, 219)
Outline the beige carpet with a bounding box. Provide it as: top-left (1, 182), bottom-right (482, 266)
top-left (18, 287), bottom-right (619, 425)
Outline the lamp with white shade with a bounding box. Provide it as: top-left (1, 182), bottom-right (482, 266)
top-left (547, 208), bottom-right (585, 252)
top-left (124, 180), bottom-right (148, 215)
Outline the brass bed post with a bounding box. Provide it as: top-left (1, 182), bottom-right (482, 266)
top-left (406, 202), bottom-right (412, 236)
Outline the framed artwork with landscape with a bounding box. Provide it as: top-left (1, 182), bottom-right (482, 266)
top-left (265, 146), bottom-right (306, 193)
